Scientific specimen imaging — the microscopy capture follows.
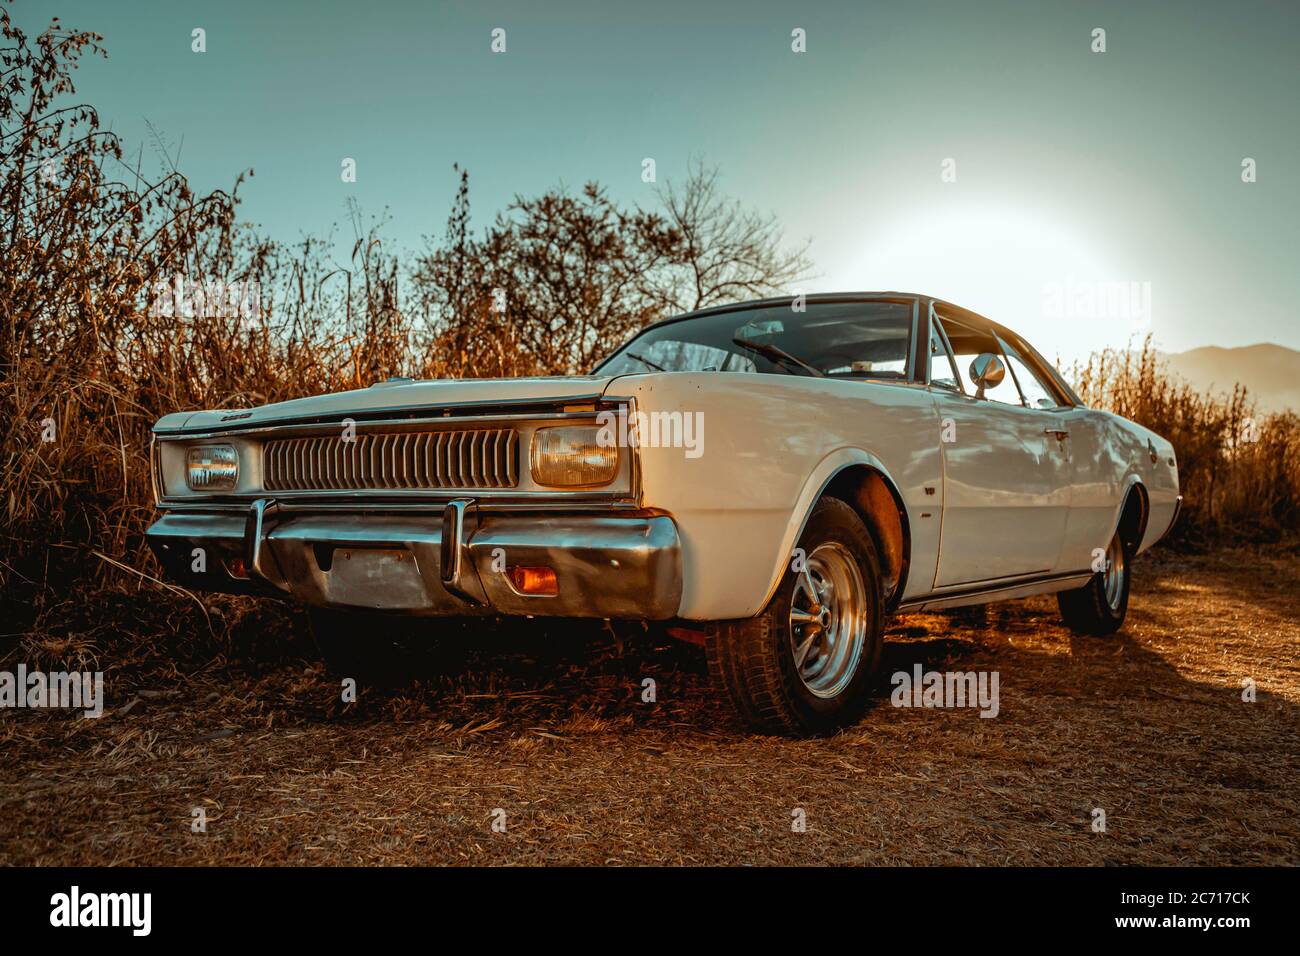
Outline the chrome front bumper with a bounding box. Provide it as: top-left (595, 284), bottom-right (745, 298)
top-left (146, 502), bottom-right (682, 619)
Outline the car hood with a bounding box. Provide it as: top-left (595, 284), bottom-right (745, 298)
top-left (153, 375), bottom-right (621, 434)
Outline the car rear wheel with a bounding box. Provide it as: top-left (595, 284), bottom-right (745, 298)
top-left (706, 496), bottom-right (884, 736)
top-left (1056, 529), bottom-right (1130, 635)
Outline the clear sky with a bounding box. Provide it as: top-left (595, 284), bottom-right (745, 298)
top-left (15, 0), bottom-right (1299, 366)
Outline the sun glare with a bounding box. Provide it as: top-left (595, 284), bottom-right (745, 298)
top-left (833, 199), bottom-right (1144, 369)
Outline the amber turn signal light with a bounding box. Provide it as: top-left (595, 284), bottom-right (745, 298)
top-left (509, 566), bottom-right (558, 596)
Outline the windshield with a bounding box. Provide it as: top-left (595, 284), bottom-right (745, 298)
top-left (596, 300), bottom-right (915, 380)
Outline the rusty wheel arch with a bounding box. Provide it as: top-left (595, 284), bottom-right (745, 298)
top-left (821, 465), bottom-right (911, 611)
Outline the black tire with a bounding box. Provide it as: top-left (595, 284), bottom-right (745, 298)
top-left (1057, 529), bottom-right (1131, 636)
top-left (706, 496), bottom-right (885, 736)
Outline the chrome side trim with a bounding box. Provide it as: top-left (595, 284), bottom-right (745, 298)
top-left (897, 570), bottom-right (1092, 612)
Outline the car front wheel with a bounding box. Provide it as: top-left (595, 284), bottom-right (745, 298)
top-left (706, 496), bottom-right (884, 736)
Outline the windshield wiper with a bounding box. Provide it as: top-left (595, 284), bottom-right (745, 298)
top-left (624, 351), bottom-right (665, 372)
top-left (732, 337), bottom-right (825, 378)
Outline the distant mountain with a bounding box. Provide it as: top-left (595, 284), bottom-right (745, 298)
top-left (1160, 344), bottom-right (1300, 413)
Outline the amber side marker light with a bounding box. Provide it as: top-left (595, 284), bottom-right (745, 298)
top-left (509, 566), bottom-right (558, 596)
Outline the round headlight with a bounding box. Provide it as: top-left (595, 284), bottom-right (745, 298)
top-left (186, 444), bottom-right (239, 491)
top-left (530, 426), bottom-right (618, 487)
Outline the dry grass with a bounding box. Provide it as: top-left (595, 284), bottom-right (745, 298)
top-left (2, 546), bottom-right (1296, 866)
top-left (1072, 339), bottom-right (1300, 546)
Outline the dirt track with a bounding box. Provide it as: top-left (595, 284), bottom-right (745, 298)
top-left (2, 546), bottom-right (1298, 866)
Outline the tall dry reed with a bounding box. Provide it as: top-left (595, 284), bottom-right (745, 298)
top-left (1070, 338), bottom-right (1300, 546)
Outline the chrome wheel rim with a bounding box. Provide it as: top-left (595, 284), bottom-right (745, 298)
top-left (789, 542), bottom-right (869, 699)
top-left (1103, 534), bottom-right (1125, 611)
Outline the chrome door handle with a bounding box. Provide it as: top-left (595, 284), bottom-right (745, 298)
top-left (1044, 427), bottom-right (1070, 440)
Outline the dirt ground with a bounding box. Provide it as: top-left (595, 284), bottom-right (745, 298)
top-left (2, 546), bottom-right (1298, 866)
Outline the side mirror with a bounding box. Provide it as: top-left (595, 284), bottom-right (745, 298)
top-left (969, 353), bottom-right (1005, 399)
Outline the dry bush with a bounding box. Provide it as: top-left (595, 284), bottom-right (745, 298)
top-left (3, 11), bottom-right (229, 618)
top-left (0, 13), bottom-right (465, 630)
top-left (1070, 337), bottom-right (1300, 546)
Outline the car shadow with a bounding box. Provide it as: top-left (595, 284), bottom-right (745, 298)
top-left (290, 592), bottom-right (1293, 763)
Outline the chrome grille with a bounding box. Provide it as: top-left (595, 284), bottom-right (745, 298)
top-left (262, 429), bottom-right (519, 492)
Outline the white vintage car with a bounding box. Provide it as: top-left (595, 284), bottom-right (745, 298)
top-left (148, 293), bottom-right (1180, 734)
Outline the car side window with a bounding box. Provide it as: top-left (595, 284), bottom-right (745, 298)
top-left (927, 316), bottom-right (962, 392)
top-left (998, 336), bottom-right (1064, 409)
top-left (933, 315), bottom-right (1022, 406)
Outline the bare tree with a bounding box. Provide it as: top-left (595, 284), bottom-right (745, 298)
top-left (410, 161), bottom-right (812, 375)
top-left (648, 158), bottom-right (812, 313)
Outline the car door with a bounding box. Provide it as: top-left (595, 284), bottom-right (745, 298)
top-left (994, 329), bottom-right (1107, 574)
top-left (1049, 407), bottom-right (1118, 572)
top-left (928, 310), bottom-right (1073, 587)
